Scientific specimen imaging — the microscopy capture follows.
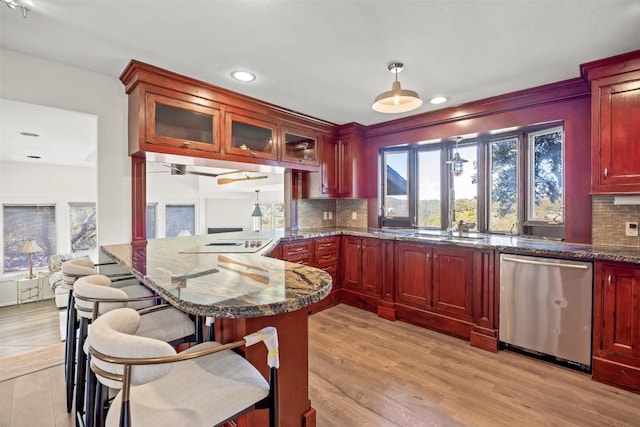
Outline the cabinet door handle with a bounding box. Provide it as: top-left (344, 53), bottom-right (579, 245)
top-left (426, 253), bottom-right (430, 260)
top-left (608, 275), bottom-right (612, 286)
top-left (604, 167), bottom-right (608, 178)
top-left (434, 254), bottom-right (438, 260)
top-left (251, 151), bottom-right (257, 157)
top-left (183, 141), bottom-right (191, 147)
top-left (362, 245), bottom-right (366, 253)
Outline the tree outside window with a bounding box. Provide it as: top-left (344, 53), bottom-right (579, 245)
top-left (3, 205), bottom-right (56, 273)
top-left (274, 202), bottom-right (285, 229)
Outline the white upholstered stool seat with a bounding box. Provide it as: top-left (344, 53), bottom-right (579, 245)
top-left (90, 308), bottom-right (279, 427)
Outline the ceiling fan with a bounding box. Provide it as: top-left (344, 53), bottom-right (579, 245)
top-left (151, 163), bottom-right (268, 185)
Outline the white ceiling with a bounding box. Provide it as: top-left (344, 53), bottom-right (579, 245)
top-left (2, 0), bottom-right (639, 128)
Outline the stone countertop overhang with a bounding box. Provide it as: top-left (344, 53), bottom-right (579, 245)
top-left (278, 227), bottom-right (640, 265)
top-left (101, 234), bottom-right (332, 318)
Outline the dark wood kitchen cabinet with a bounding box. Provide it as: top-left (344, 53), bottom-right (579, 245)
top-left (593, 261), bottom-right (640, 392)
top-left (281, 126), bottom-right (319, 167)
top-left (224, 110), bottom-right (278, 160)
top-left (395, 242), bottom-right (475, 340)
top-left (342, 236), bottom-right (382, 311)
top-left (302, 123), bottom-right (364, 198)
top-left (129, 87), bottom-right (222, 156)
top-left (307, 236), bottom-right (341, 313)
top-left (396, 243), bottom-right (432, 309)
top-left (432, 246), bottom-right (473, 320)
top-left (582, 50), bottom-right (640, 193)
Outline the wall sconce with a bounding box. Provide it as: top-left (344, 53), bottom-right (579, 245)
top-left (445, 136), bottom-right (468, 177)
top-left (251, 190), bottom-right (262, 233)
top-left (19, 239), bottom-right (43, 278)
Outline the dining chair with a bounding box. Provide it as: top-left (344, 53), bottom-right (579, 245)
top-left (89, 308), bottom-right (279, 427)
top-left (73, 274), bottom-right (198, 427)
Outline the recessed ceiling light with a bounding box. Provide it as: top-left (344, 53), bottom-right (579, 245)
top-left (20, 131), bottom-right (40, 137)
top-left (27, 155), bottom-right (41, 159)
top-left (231, 70), bottom-right (256, 82)
top-left (429, 96), bottom-right (448, 105)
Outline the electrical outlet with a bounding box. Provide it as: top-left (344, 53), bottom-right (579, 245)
top-left (323, 212), bottom-right (328, 220)
top-left (625, 221), bottom-right (639, 237)
top-left (352, 211), bottom-right (357, 220)
top-left (328, 211), bottom-right (333, 220)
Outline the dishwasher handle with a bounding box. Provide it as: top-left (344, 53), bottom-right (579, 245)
top-left (502, 256), bottom-right (590, 270)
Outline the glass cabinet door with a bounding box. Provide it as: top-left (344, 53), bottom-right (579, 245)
top-left (281, 127), bottom-right (319, 166)
top-left (225, 112), bottom-right (278, 160)
top-left (146, 92), bottom-right (220, 152)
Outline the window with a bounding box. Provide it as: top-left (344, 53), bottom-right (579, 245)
top-left (260, 204), bottom-right (273, 230)
top-left (527, 126), bottom-right (564, 223)
top-left (416, 149), bottom-right (441, 227)
top-left (383, 150), bottom-right (409, 219)
top-left (146, 204), bottom-right (157, 239)
top-left (489, 137), bottom-right (518, 232)
top-left (379, 122), bottom-right (564, 238)
top-left (69, 203), bottom-right (96, 253)
top-left (165, 204), bottom-right (195, 237)
top-left (3, 205), bottom-right (56, 274)
top-left (274, 203), bottom-right (285, 230)
top-left (452, 143), bottom-right (478, 230)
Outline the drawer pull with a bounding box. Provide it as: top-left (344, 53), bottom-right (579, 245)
top-left (320, 243), bottom-right (333, 248)
top-left (290, 247), bottom-right (305, 252)
top-left (320, 255), bottom-right (332, 259)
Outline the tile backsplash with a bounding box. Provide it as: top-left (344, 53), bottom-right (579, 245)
top-left (297, 199), bottom-right (368, 229)
top-left (592, 195), bottom-right (640, 248)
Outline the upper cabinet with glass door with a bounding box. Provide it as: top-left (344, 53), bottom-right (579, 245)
top-left (281, 126), bottom-right (319, 166)
top-left (225, 111), bottom-right (278, 160)
top-left (145, 91), bottom-right (221, 153)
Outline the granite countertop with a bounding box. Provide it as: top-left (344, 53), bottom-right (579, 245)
top-left (101, 234), bottom-right (332, 318)
top-left (279, 227), bottom-right (640, 265)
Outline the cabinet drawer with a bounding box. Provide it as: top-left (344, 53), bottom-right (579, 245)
top-left (284, 253), bottom-right (313, 265)
top-left (314, 236), bottom-right (339, 254)
top-left (315, 252), bottom-right (338, 267)
top-left (281, 240), bottom-right (313, 258)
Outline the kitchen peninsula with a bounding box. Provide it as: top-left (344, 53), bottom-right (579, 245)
top-left (101, 234), bottom-right (332, 427)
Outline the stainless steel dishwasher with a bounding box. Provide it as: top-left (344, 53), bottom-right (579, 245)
top-left (499, 253), bottom-right (593, 369)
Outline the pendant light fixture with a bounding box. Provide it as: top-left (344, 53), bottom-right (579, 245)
top-left (372, 63), bottom-right (423, 114)
top-left (251, 190), bottom-right (262, 233)
top-left (445, 136), bottom-right (468, 177)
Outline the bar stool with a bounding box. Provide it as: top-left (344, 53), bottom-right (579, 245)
top-left (73, 275), bottom-right (197, 427)
top-left (89, 308), bottom-right (279, 427)
top-left (62, 259), bottom-right (154, 415)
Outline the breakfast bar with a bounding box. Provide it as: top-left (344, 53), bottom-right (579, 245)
top-left (101, 235), bottom-right (332, 427)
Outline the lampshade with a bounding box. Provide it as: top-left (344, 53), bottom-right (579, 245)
top-left (251, 190), bottom-right (262, 233)
top-left (372, 63), bottom-right (423, 114)
top-left (19, 239), bottom-right (43, 254)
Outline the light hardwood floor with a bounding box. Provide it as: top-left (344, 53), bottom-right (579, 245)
top-left (0, 299), bottom-right (62, 358)
top-left (1, 303), bottom-right (639, 426)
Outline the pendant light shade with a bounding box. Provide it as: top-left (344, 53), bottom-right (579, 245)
top-left (372, 63), bottom-right (423, 114)
top-left (251, 190), bottom-right (262, 233)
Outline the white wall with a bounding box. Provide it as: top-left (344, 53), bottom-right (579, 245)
top-left (0, 48), bottom-right (130, 247)
top-left (0, 48), bottom-right (130, 306)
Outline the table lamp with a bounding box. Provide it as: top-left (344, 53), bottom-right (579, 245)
top-left (19, 239), bottom-right (43, 279)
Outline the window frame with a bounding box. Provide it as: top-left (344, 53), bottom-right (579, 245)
top-left (379, 121), bottom-right (564, 239)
